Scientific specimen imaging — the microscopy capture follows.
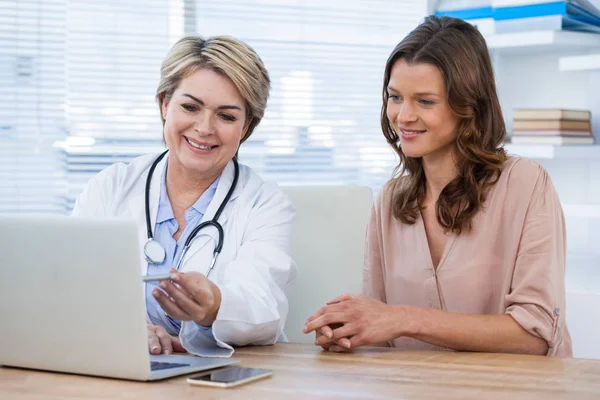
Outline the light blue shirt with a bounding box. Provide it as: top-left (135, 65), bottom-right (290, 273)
top-left (145, 162), bottom-right (219, 335)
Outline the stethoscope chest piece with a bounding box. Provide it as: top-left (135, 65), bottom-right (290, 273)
top-left (144, 238), bottom-right (166, 264)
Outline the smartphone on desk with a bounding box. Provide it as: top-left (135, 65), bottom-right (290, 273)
top-left (187, 366), bottom-right (272, 388)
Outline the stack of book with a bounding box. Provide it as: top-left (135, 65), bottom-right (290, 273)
top-left (510, 109), bottom-right (594, 145)
top-left (493, 0), bottom-right (600, 34)
top-left (435, 0), bottom-right (600, 34)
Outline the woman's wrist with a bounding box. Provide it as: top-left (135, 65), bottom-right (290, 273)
top-left (202, 282), bottom-right (222, 327)
top-left (389, 304), bottom-right (420, 339)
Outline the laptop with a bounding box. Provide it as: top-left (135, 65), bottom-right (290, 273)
top-left (0, 215), bottom-right (237, 381)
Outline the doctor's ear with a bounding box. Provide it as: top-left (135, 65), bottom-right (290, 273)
top-left (240, 117), bottom-right (254, 143)
top-left (160, 95), bottom-right (169, 121)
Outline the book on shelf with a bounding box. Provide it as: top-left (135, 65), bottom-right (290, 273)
top-left (495, 13), bottom-right (600, 33)
top-left (494, 1), bottom-right (600, 20)
top-left (510, 135), bottom-right (595, 144)
top-left (512, 119), bottom-right (591, 130)
top-left (494, 0), bottom-right (600, 33)
top-left (513, 108), bottom-right (591, 120)
top-left (437, 1), bottom-right (600, 34)
top-left (512, 129), bottom-right (592, 136)
top-left (492, 0), bottom-right (564, 6)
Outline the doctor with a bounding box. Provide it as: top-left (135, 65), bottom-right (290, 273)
top-left (72, 36), bottom-right (297, 358)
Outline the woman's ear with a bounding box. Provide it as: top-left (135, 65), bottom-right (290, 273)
top-left (241, 118), bottom-right (253, 141)
top-left (160, 96), bottom-right (168, 121)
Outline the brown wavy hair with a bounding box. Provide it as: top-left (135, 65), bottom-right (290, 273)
top-left (381, 15), bottom-right (507, 234)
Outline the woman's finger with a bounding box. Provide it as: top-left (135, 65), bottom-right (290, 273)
top-left (154, 326), bottom-right (174, 355)
top-left (337, 337), bottom-right (352, 349)
top-left (305, 303), bottom-right (346, 325)
top-left (326, 293), bottom-right (353, 305)
top-left (159, 280), bottom-right (206, 320)
top-left (147, 327), bottom-right (161, 354)
top-left (331, 323), bottom-right (357, 342)
top-left (153, 288), bottom-right (192, 321)
top-left (348, 335), bottom-right (365, 349)
top-left (170, 270), bottom-right (213, 305)
top-left (305, 311), bottom-right (323, 324)
top-left (314, 328), bottom-right (334, 347)
top-left (317, 324), bottom-right (356, 347)
top-left (327, 344), bottom-right (349, 352)
top-left (303, 312), bottom-right (348, 334)
top-left (171, 336), bottom-right (186, 353)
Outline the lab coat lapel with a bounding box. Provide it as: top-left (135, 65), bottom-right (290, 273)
top-left (128, 153), bottom-right (166, 275)
top-left (179, 159), bottom-right (241, 272)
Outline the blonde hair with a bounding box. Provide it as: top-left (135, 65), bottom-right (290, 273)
top-left (156, 36), bottom-right (270, 142)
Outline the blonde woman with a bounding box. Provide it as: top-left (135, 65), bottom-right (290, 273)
top-left (73, 36), bottom-right (297, 357)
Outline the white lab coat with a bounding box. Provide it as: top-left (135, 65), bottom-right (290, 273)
top-left (72, 153), bottom-right (297, 357)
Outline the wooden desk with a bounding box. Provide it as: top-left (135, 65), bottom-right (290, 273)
top-left (2, 343), bottom-right (600, 399)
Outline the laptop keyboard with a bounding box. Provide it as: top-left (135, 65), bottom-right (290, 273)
top-left (151, 361), bottom-right (190, 371)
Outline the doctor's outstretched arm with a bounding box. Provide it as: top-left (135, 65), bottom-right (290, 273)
top-left (177, 185), bottom-right (297, 357)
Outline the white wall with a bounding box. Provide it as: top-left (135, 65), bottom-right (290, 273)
top-left (495, 50), bottom-right (600, 358)
top-left (496, 55), bottom-right (600, 293)
top-left (495, 54), bottom-right (592, 134)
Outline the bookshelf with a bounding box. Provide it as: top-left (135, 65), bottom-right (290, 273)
top-left (559, 54), bottom-right (600, 72)
top-left (504, 144), bottom-right (600, 160)
top-left (484, 30), bottom-right (600, 55)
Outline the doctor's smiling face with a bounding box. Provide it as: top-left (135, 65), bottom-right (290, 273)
top-left (161, 68), bottom-right (248, 181)
top-left (156, 36), bottom-right (270, 183)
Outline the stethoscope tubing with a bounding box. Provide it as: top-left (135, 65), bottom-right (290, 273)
top-left (144, 150), bottom-right (239, 275)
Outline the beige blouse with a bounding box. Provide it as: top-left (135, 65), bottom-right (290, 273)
top-left (364, 157), bottom-right (572, 356)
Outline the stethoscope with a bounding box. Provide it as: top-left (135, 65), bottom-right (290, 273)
top-left (143, 150), bottom-right (239, 277)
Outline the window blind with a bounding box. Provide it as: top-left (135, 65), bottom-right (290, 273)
top-left (2, 0), bottom-right (428, 214)
top-left (0, 0), bottom-right (67, 213)
top-left (61, 0), bottom-right (183, 210)
top-left (195, 0), bottom-right (427, 188)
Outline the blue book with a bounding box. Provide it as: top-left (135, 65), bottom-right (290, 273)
top-left (495, 1), bottom-right (600, 22)
top-left (495, 13), bottom-right (600, 32)
top-left (435, 0), bottom-right (600, 33)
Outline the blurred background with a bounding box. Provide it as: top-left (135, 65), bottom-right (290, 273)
top-left (1, 1), bottom-right (599, 296)
top-left (0, 0), bottom-right (428, 215)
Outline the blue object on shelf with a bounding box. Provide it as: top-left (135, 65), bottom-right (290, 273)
top-left (434, 0), bottom-right (600, 33)
top-left (495, 1), bottom-right (600, 22)
top-left (496, 1), bottom-right (567, 20)
top-left (495, 13), bottom-right (600, 33)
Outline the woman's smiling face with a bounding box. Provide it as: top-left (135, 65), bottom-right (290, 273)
top-left (161, 68), bottom-right (248, 179)
top-left (386, 59), bottom-right (460, 161)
